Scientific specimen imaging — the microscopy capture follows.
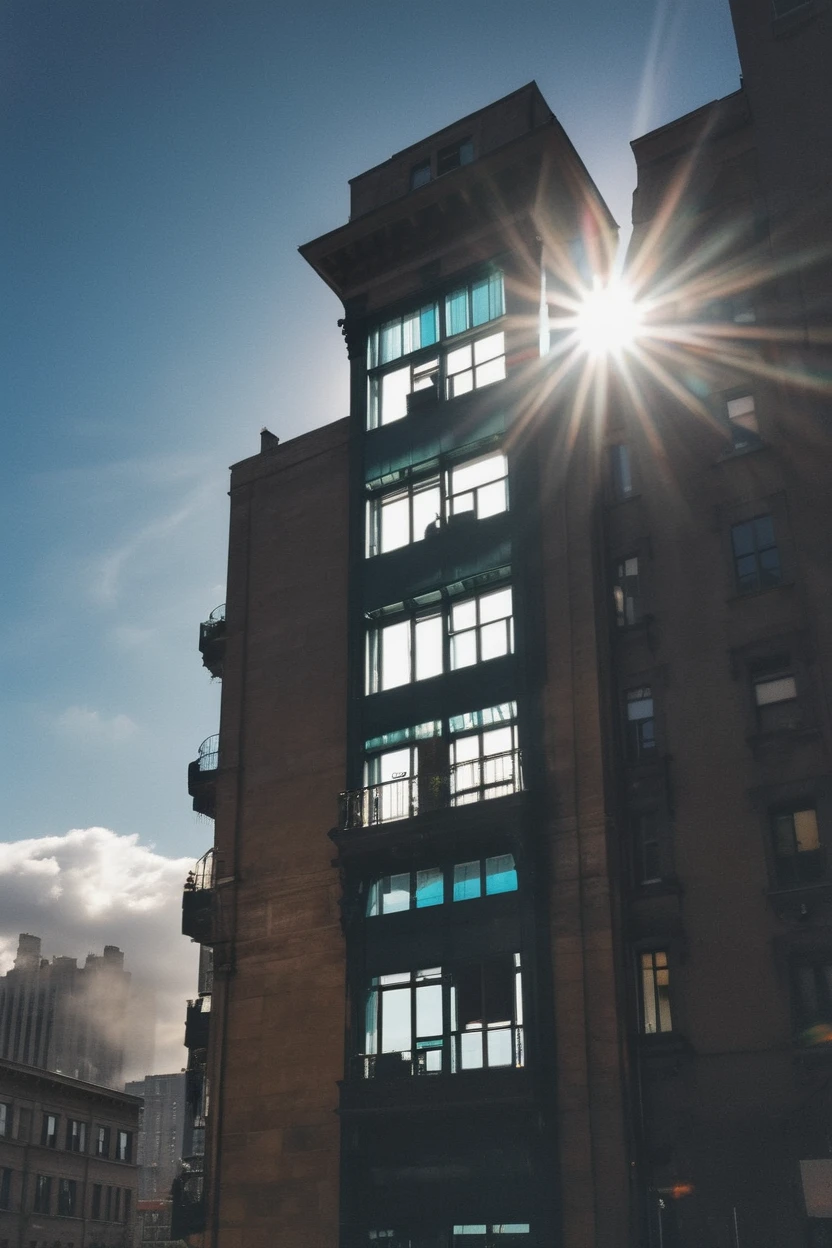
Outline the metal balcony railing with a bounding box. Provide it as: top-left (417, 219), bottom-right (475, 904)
top-left (199, 604), bottom-right (226, 678)
top-left (339, 748), bottom-right (522, 830)
top-left (196, 734), bottom-right (219, 773)
top-left (350, 1024), bottom-right (524, 1081)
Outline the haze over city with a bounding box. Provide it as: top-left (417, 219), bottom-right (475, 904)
top-left (2, 0), bottom-right (741, 1069)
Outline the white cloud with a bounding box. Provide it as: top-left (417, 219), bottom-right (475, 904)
top-left (0, 828), bottom-right (200, 1082)
top-left (51, 705), bottom-right (138, 745)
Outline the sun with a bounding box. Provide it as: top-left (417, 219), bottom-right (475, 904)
top-left (576, 278), bottom-right (643, 357)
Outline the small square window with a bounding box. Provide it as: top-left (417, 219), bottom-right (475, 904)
top-left (613, 556), bottom-right (641, 627)
top-left (437, 137), bottom-right (474, 176)
top-left (410, 160), bottom-right (431, 190)
top-left (626, 687), bottom-right (656, 760)
top-left (640, 950), bottom-right (672, 1034)
top-left (753, 669), bottom-right (800, 732)
top-left (727, 393), bottom-right (760, 449)
top-left (731, 515), bottom-right (781, 594)
top-left (772, 808), bottom-right (822, 885)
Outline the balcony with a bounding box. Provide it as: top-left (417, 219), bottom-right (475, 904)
top-left (182, 849), bottom-right (215, 942)
top-left (184, 997), bottom-right (210, 1053)
top-left (339, 748), bottom-right (522, 831)
top-left (198, 602), bottom-right (225, 679)
top-left (188, 735), bottom-right (218, 818)
top-left (352, 1024), bottom-right (524, 1080)
top-left (170, 1161), bottom-right (205, 1238)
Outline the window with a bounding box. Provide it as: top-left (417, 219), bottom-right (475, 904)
top-left (366, 854), bottom-right (518, 916)
top-left (610, 444), bottom-right (633, 498)
top-left (366, 450), bottom-right (508, 557)
top-left (753, 667), bottom-right (800, 732)
top-left (123, 1189), bottom-right (131, 1224)
top-left (14, 1107), bottom-right (30, 1143)
top-left (731, 515), bottom-right (781, 593)
top-left (0, 1104), bottom-right (8, 1138)
top-left (640, 951), bottom-right (673, 1034)
top-left (105, 1185), bottom-right (113, 1220)
top-left (773, 807), bottom-right (822, 885)
top-left (57, 1178), bottom-right (77, 1217)
top-left (33, 1175), bottom-right (51, 1214)
top-left (115, 1130), bottom-right (132, 1162)
top-left (362, 955), bottom-right (523, 1077)
top-left (450, 587), bottom-right (513, 668)
top-left (792, 958), bottom-right (832, 1037)
top-left (453, 1230), bottom-right (531, 1245)
top-left (613, 556), bottom-right (641, 627)
top-left (445, 332), bottom-right (505, 398)
top-left (410, 159), bottom-right (431, 190)
top-left (356, 704), bottom-right (519, 826)
top-left (40, 1113), bottom-right (58, 1148)
top-left (437, 136), bottom-right (474, 176)
top-left (448, 452), bottom-right (508, 520)
top-left (91, 1184), bottom-right (102, 1220)
top-left (0, 1168), bottom-right (10, 1211)
top-left (625, 687), bottom-right (656, 760)
top-left (366, 610), bottom-right (443, 693)
top-left (726, 393), bottom-right (760, 449)
top-left (450, 710), bottom-right (520, 806)
top-left (94, 1125), bottom-right (110, 1158)
top-left (113, 1187), bottom-right (122, 1221)
top-left (366, 274), bottom-right (505, 428)
top-left (66, 1119), bottom-right (86, 1153)
top-left (633, 811), bottom-right (662, 885)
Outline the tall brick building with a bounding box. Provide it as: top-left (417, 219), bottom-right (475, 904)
top-left (181, 2), bottom-right (832, 1243)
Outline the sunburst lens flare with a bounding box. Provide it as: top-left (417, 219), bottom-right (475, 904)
top-left (577, 279), bottom-right (643, 357)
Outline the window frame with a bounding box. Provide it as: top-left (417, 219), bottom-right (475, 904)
top-left (0, 1166), bottom-right (11, 1211)
top-left (366, 271), bottom-right (506, 430)
top-left (771, 806), bottom-right (823, 886)
top-left (40, 1113), bottom-right (58, 1149)
top-left (725, 390), bottom-right (761, 450)
top-left (639, 949), bottom-right (673, 1036)
top-left (752, 661), bottom-right (801, 734)
top-left (361, 954), bottom-right (524, 1078)
top-left (730, 513), bottom-right (781, 595)
top-left (0, 1103), bottom-right (8, 1139)
top-left (625, 686), bottom-right (657, 762)
top-left (57, 1177), bottom-right (77, 1218)
top-left (437, 136), bottom-right (474, 176)
top-left (365, 853), bottom-right (519, 917)
top-left (94, 1125), bottom-right (110, 1158)
top-left (66, 1118), bottom-right (86, 1153)
top-left (115, 1129), bottom-right (132, 1163)
top-left (33, 1174), bottom-right (51, 1215)
top-left (791, 955), bottom-right (832, 1037)
top-left (612, 554), bottom-right (642, 628)
top-left (366, 448), bottom-right (509, 558)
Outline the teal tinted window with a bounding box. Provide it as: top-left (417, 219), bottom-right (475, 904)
top-left (415, 868), bottom-right (444, 908)
top-left (485, 854), bottom-right (518, 895)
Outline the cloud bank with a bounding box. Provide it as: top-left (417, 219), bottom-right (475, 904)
top-left (0, 827), bottom-right (200, 1083)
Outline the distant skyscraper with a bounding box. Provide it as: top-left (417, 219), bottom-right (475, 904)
top-left (0, 933), bottom-right (138, 1088)
top-left (125, 1072), bottom-right (186, 1200)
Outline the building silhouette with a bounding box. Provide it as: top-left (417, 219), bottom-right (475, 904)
top-left (124, 1073), bottom-right (185, 1201)
top-left (180, 3), bottom-right (832, 1244)
top-left (0, 935), bottom-right (131, 1090)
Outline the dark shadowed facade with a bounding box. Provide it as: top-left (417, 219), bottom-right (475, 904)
top-left (181, 4), bottom-right (832, 1244)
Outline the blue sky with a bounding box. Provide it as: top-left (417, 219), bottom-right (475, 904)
top-left (2, 0), bottom-right (740, 869)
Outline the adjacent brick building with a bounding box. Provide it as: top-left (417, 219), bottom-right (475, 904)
top-left (0, 1057), bottom-right (139, 1248)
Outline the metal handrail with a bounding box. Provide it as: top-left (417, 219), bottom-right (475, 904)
top-left (207, 603), bottom-right (225, 623)
top-left (184, 847), bottom-right (215, 893)
top-left (196, 735), bottom-right (219, 772)
top-left (339, 747), bottom-right (522, 829)
top-left (352, 1023), bottom-right (524, 1080)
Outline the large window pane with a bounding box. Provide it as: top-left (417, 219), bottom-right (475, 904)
top-left (415, 615), bottom-right (443, 681)
top-left (446, 289), bottom-right (469, 337)
top-left (382, 874), bottom-right (411, 915)
top-left (454, 861), bottom-right (481, 901)
top-left (485, 854), bottom-right (517, 895)
top-left (381, 989), bottom-right (411, 1053)
top-left (381, 621), bottom-right (411, 690)
top-left (415, 868), bottom-right (443, 908)
top-left (416, 983), bottom-right (443, 1037)
top-left (379, 494), bottom-right (410, 553)
top-left (381, 366), bottom-right (411, 426)
top-left (451, 453), bottom-right (505, 494)
top-left (412, 483), bottom-right (441, 541)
